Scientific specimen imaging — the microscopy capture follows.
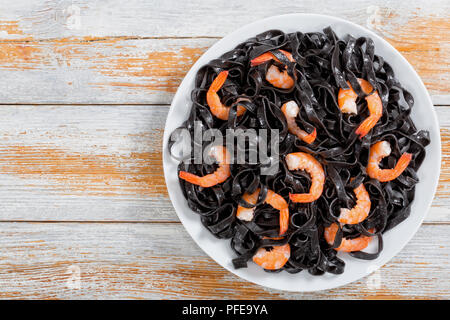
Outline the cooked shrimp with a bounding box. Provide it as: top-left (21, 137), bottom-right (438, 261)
top-left (178, 145), bottom-right (231, 187)
top-left (207, 71), bottom-right (246, 120)
top-left (252, 243), bottom-right (290, 270)
top-left (324, 223), bottom-right (374, 252)
top-left (250, 50), bottom-right (295, 89)
top-left (251, 49), bottom-right (294, 67)
top-left (367, 141), bottom-right (412, 182)
top-left (236, 188), bottom-right (289, 235)
top-left (281, 101), bottom-right (317, 144)
top-left (285, 152), bottom-right (325, 203)
top-left (339, 183), bottom-right (371, 225)
top-left (338, 79), bottom-right (382, 138)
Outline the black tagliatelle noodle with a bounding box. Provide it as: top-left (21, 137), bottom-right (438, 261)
top-left (168, 27), bottom-right (430, 275)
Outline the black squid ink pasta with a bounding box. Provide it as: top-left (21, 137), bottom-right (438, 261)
top-left (168, 27), bottom-right (430, 275)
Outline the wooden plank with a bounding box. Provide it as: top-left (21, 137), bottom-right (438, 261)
top-left (0, 222), bottom-right (447, 299)
top-left (0, 1), bottom-right (447, 104)
top-left (0, 104), bottom-right (448, 222)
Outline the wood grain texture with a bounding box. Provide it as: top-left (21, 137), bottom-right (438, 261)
top-left (0, 104), bottom-right (447, 222)
top-left (0, 0), bottom-right (448, 104)
top-left (0, 0), bottom-right (447, 39)
top-left (0, 222), bottom-right (448, 299)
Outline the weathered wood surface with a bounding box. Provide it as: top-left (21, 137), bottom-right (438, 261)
top-left (0, 104), bottom-right (447, 222)
top-left (0, 0), bottom-right (448, 299)
top-left (0, 0), bottom-right (448, 104)
top-left (0, 223), bottom-right (448, 299)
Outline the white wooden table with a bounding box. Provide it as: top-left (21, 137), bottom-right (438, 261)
top-left (0, 0), bottom-right (448, 299)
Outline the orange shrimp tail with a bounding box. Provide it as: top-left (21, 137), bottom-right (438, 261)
top-left (289, 192), bottom-right (318, 203)
top-left (338, 86), bottom-right (358, 110)
top-left (250, 50), bottom-right (294, 67)
top-left (275, 72), bottom-right (294, 89)
top-left (236, 104), bottom-right (247, 117)
top-left (302, 128), bottom-right (317, 144)
top-left (210, 70), bottom-right (228, 92)
top-left (337, 238), bottom-right (371, 252)
top-left (279, 50), bottom-right (295, 62)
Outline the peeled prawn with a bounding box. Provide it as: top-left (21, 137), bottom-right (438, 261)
top-left (281, 101), bottom-right (317, 144)
top-left (252, 243), bottom-right (290, 270)
top-left (250, 50), bottom-right (295, 89)
top-left (285, 152), bottom-right (325, 203)
top-left (207, 71), bottom-right (246, 120)
top-left (339, 183), bottom-right (371, 225)
top-left (324, 223), bottom-right (374, 252)
top-left (237, 188), bottom-right (289, 235)
top-left (178, 145), bottom-right (231, 187)
top-left (367, 141), bottom-right (412, 182)
top-left (338, 79), bottom-right (382, 138)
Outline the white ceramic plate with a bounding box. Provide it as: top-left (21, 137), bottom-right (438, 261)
top-left (162, 14), bottom-right (441, 292)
